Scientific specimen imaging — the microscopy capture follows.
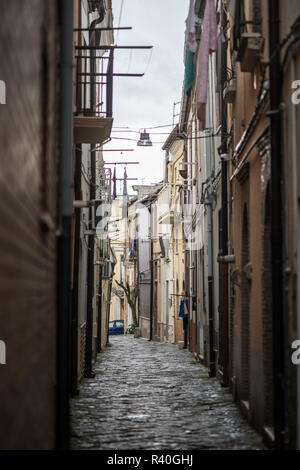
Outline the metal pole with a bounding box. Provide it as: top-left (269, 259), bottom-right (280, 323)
top-left (97, 266), bottom-right (102, 353)
top-left (74, 27), bottom-right (132, 31)
top-left (70, 0), bottom-right (82, 399)
top-left (84, 23), bottom-right (97, 378)
top-left (149, 205), bottom-right (153, 341)
top-left (70, 145), bottom-right (81, 397)
top-left (207, 201), bottom-right (216, 377)
top-left (75, 45), bottom-right (153, 50)
top-left (220, 4), bottom-right (229, 387)
top-left (106, 48), bottom-right (114, 118)
top-left (78, 72), bottom-right (144, 77)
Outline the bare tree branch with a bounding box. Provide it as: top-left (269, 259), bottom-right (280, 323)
top-left (115, 279), bottom-right (138, 325)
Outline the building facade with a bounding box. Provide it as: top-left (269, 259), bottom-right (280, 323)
top-left (0, 0), bottom-right (68, 450)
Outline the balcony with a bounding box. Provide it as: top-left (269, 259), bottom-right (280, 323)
top-left (236, 32), bottom-right (264, 72)
top-left (74, 115), bottom-right (113, 144)
top-left (74, 46), bottom-right (114, 144)
top-left (223, 79), bottom-right (237, 104)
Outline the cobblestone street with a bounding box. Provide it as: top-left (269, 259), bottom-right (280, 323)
top-left (71, 336), bottom-right (265, 450)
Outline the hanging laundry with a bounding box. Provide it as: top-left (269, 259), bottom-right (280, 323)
top-left (184, 0), bottom-right (197, 94)
top-left (184, 50), bottom-right (195, 94)
top-left (196, 0), bottom-right (217, 129)
top-left (185, 0), bottom-right (197, 53)
top-left (129, 238), bottom-right (136, 260)
top-left (216, 31), bottom-right (226, 92)
top-left (179, 298), bottom-right (189, 318)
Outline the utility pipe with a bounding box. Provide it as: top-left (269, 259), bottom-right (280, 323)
top-left (56, 0), bottom-right (74, 450)
top-left (268, 0), bottom-right (285, 449)
top-left (205, 125), bottom-right (216, 377)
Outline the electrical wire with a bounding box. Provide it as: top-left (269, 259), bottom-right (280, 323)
top-left (112, 123), bottom-right (175, 131)
top-left (111, 130), bottom-right (174, 135)
top-left (143, 48), bottom-right (153, 75)
top-left (115, 0), bottom-right (124, 44)
top-left (110, 131), bottom-right (222, 145)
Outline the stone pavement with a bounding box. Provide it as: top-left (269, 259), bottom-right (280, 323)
top-left (71, 335), bottom-right (265, 450)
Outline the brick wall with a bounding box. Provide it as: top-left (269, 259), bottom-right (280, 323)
top-left (0, 1), bottom-right (59, 449)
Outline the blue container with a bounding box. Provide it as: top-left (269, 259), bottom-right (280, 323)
top-left (108, 319), bottom-right (124, 335)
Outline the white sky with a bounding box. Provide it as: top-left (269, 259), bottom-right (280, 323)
top-left (104, 0), bottom-right (188, 195)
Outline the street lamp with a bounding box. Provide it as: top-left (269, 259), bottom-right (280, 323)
top-left (137, 129), bottom-right (152, 147)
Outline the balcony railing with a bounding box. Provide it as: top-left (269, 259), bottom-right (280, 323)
top-left (73, 42), bottom-right (114, 144)
top-left (73, 28), bottom-right (151, 144)
top-left (75, 48), bottom-right (113, 119)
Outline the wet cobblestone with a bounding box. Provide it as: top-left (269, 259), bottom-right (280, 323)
top-left (71, 335), bottom-right (265, 450)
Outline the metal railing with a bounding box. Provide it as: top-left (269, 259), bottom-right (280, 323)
top-left (74, 39), bottom-right (152, 119)
top-left (75, 48), bottom-right (114, 118)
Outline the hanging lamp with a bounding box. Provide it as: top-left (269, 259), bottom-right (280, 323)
top-left (137, 129), bottom-right (152, 147)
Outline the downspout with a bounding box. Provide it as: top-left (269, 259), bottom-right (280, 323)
top-left (56, 0), bottom-right (74, 450)
top-left (106, 287), bottom-right (110, 346)
top-left (220, 3), bottom-right (229, 386)
top-left (106, 250), bottom-right (115, 346)
top-left (70, 147), bottom-right (81, 396)
top-left (149, 204), bottom-right (153, 341)
top-left (268, 0), bottom-right (285, 449)
top-left (106, 277), bottom-right (113, 345)
top-left (84, 148), bottom-right (96, 377)
top-left (290, 54), bottom-right (300, 450)
top-left (205, 129), bottom-right (216, 378)
top-left (97, 265), bottom-right (103, 353)
top-left (136, 226), bottom-right (139, 326)
top-left (84, 19), bottom-right (98, 378)
top-left (207, 199), bottom-right (215, 377)
top-left (70, 4), bottom-right (82, 398)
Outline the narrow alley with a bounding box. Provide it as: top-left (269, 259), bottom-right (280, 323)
top-left (2, 0), bottom-right (300, 453)
top-left (71, 336), bottom-right (264, 450)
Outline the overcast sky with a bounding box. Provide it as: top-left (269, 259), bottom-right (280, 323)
top-left (104, 0), bottom-right (188, 194)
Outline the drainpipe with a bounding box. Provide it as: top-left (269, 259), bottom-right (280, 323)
top-left (149, 204), bottom-right (153, 341)
top-left (84, 20), bottom-right (98, 378)
top-left (205, 128), bottom-right (216, 377)
top-left (107, 278), bottom-right (113, 345)
top-left (84, 146), bottom-right (96, 378)
top-left (56, 0), bottom-right (74, 450)
top-left (70, 146), bottom-right (81, 396)
top-left (207, 199), bottom-right (216, 377)
top-left (268, 0), bottom-right (285, 449)
top-left (97, 267), bottom-right (103, 353)
top-left (290, 54), bottom-right (300, 450)
top-left (220, 4), bottom-right (229, 386)
top-left (70, 6), bottom-right (82, 398)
